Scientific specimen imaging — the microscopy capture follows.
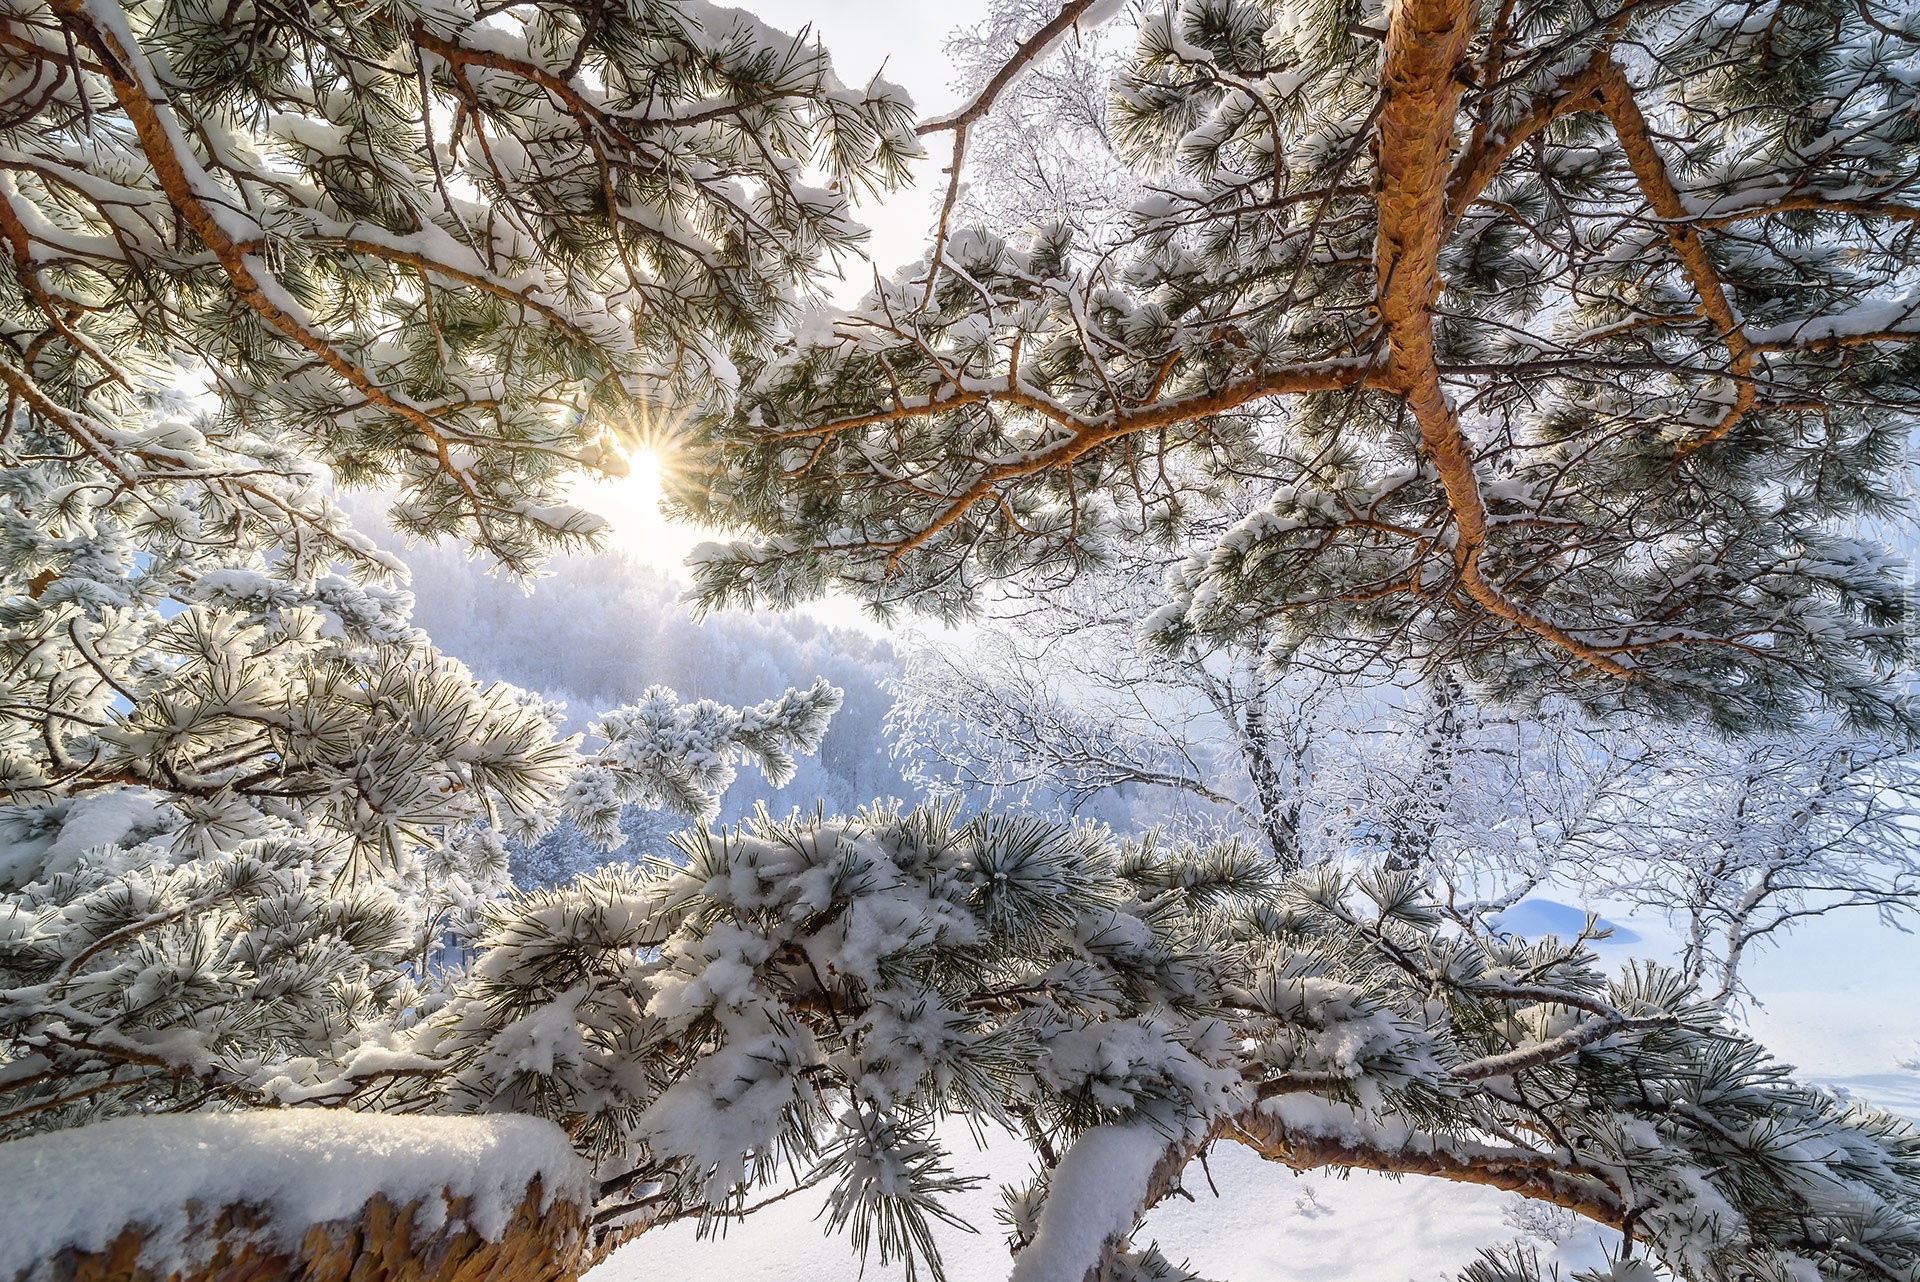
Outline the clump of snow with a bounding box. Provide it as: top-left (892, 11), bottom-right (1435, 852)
top-left (1009, 1122), bottom-right (1175, 1282)
top-left (0, 1112), bottom-right (589, 1280)
top-left (0, 789), bottom-right (176, 889)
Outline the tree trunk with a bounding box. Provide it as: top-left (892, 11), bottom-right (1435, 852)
top-left (1242, 689), bottom-right (1305, 873)
top-left (1385, 672), bottom-right (1464, 872)
top-left (40, 1185), bottom-right (589, 1282)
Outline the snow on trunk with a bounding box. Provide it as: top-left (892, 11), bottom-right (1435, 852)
top-left (1009, 1122), bottom-right (1176, 1282)
top-left (0, 1112), bottom-right (591, 1282)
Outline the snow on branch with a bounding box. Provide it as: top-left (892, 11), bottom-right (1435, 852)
top-left (690, 0), bottom-right (1920, 732)
top-left (0, 1113), bottom-right (588, 1282)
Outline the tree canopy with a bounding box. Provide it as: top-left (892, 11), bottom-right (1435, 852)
top-left (685, 0), bottom-right (1920, 733)
top-left (4, 2), bottom-right (1920, 1282)
top-left (1, 0), bottom-right (917, 565)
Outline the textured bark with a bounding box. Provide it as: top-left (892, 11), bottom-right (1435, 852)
top-left (1240, 691), bottom-right (1305, 872)
top-left (1596, 64), bottom-right (1758, 457)
top-left (1373, 0), bottom-right (1635, 680)
top-left (1223, 1110), bottom-right (1629, 1226)
top-left (25, 1183), bottom-right (588, 1282)
top-left (1382, 670), bottom-right (1464, 872)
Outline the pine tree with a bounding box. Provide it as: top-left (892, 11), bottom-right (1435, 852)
top-left (687, 0), bottom-right (1920, 734)
top-left (0, 0), bottom-right (871, 1144)
top-left (388, 807), bottom-right (1920, 1282)
top-left (3, 4), bottom-right (1920, 1282)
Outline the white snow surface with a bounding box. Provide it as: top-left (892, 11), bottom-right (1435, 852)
top-left (0, 789), bottom-right (172, 887)
top-left (1009, 1122), bottom-right (1177, 1282)
top-left (0, 1112), bottom-right (589, 1280)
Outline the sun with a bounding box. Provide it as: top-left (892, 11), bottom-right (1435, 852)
top-left (607, 398), bottom-right (692, 492)
top-left (569, 407), bottom-right (708, 572)
top-left (620, 443), bottom-right (664, 503)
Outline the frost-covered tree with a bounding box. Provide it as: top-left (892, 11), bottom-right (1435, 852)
top-left (0, 670), bottom-right (840, 1130)
top-left (944, 0), bottom-right (1143, 242)
top-left (892, 570), bottom-right (1920, 1002)
top-left (1308, 702), bottom-right (1920, 1002)
top-left (880, 529), bottom-right (1639, 892)
top-left (0, 0), bottom-right (911, 877)
top-left (508, 806), bottom-right (687, 891)
top-left (889, 544), bottom-right (1341, 869)
top-left (659, 1), bottom-right (1920, 1261)
top-left (1317, 677), bottom-right (1643, 893)
top-left (409, 807), bottom-right (1920, 1282)
top-left (0, 0), bottom-right (917, 572)
top-left (1569, 729), bottom-right (1920, 1007)
top-left (396, 544), bottom-right (918, 821)
top-left (5, 4), bottom-right (1920, 1282)
top-left (687, 0), bottom-right (1920, 733)
top-left (0, 0), bottom-right (877, 1141)
top-left (1315, 705), bottom-right (1920, 1003)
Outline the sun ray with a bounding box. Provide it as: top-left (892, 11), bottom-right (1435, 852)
top-left (573, 399), bottom-right (706, 570)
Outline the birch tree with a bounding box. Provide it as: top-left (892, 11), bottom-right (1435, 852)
top-left (1576, 730), bottom-right (1920, 1006)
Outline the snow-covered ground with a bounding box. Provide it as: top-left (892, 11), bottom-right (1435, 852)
top-left (1737, 911), bottom-right (1920, 1119)
top-left (589, 897), bottom-right (1920, 1282)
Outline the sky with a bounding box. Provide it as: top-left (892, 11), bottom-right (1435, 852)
top-left (568, 0), bottom-right (993, 592)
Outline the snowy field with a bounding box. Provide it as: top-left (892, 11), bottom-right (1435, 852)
top-left (591, 901), bottom-right (1920, 1282)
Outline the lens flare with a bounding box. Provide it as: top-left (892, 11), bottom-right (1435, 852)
top-left (571, 401), bottom-right (704, 570)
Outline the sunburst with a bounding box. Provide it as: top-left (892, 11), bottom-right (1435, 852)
top-left (610, 397), bottom-right (695, 497)
top-left (573, 399), bottom-right (707, 569)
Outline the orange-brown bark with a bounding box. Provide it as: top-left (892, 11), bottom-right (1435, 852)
top-left (1374, 0), bottom-right (1636, 679)
top-left (1223, 1110), bottom-right (1629, 1227)
top-left (1597, 66), bottom-right (1758, 458)
top-left (1052, 1106), bottom-right (1632, 1282)
top-left (34, 1183), bottom-right (588, 1282)
top-left (45, 0), bottom-right (482, 507)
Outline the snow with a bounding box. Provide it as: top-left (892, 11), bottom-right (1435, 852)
top-left (0, 1112), bottom-right (589, 1281)
top-left (1009, 1122), bottom-right (1178, 1282)
top-left (586, 1125), bottom-right (1609, 1282)
top-left (1744, 294), bottom-right (1920, 347)
top-left (0, 789), bottom-right (174, 888)
top-left (1491, 898), bottom-right (1640, 944)
top-left (1147, 1144), bottom-right (1616, 1282)
top-left (586, 900), bottom-right (1920, 1282)
top-left (1737, 911), bottom-right (1920, 1085)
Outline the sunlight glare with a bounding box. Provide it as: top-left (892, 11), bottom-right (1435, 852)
top-left (623, 444), bottom-right (664, 506)
top-left (569, 410), bottom-right (709, 573)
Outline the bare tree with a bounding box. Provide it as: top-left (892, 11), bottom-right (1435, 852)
top-left (943, 0), bottom-right (1143, 241)
top-left (1575, 732), bottom-right (1920, 1007)
top-left (888, 547), bottom-right (1342, 870)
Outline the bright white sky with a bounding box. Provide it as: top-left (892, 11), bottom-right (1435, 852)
top-left (572, 0), bottom-right (994, 591)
